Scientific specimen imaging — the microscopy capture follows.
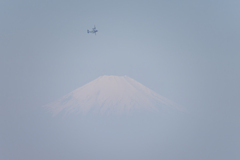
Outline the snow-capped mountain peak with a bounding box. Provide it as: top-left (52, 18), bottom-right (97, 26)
top-left (44, 75), bottom-right (186, 116)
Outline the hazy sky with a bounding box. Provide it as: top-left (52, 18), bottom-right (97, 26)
top-left (1, 0), bottom-right (240, 160)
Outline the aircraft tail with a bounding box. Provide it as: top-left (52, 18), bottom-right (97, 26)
top-left (87, 30), bottom-right (89, 33)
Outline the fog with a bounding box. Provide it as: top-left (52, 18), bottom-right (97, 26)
top-left (1, 0), bottom-right (240, 160)
top-left (2, 110), bottom-right (238, 160)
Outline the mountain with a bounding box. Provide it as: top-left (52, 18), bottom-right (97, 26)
top-left (44, 75), bottom-right (186, 116)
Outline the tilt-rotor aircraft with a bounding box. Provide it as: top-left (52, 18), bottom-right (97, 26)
top-left (87, 25), bottom-right (98, 35)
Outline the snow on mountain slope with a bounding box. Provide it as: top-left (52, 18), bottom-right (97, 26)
top-left (44, 75), bottom-right (186, 116)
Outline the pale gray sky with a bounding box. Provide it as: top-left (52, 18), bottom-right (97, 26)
top-left (1, 0), bottom-right (240, 160)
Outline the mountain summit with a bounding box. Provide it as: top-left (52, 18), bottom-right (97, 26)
top-left (44, 75), bottom-right (185, 116)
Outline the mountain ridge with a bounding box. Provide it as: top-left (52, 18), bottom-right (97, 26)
top-left (44, 75), bottom-right (186, 116)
